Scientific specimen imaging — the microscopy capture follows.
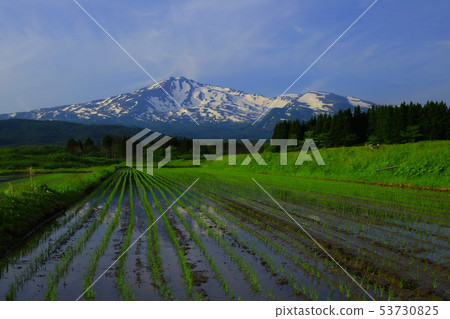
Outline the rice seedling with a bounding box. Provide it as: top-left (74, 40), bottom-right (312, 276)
top-left (43, 172), bottom-right (126, 300)
top-left (115, 172), bottom-right (136, 301)
top-left (2, 140), bottom-right (447, 302)
top-left (139, 172), bottom-right (262, 294)
top-left (81, 171), bottom-right (128, 300)
top-left (4, 172), bottom-right (119, 300)
top-left (147, 175), bottom-right (232, 297)
top-left (133, 175), bottom-right (174, 300)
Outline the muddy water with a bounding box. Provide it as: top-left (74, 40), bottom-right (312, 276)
top-left (149, 177), bottom-right (258, 300)
top-left (137, 178), bottom-right (188, 300)
top-left (154, 187), bottom-right (229, 300)
top-left (176, 205), bottom-right (261, 300)
top-left (91, 199), bottom-right (130, 301)
top-left (160, 187), bottom-right (296, 300)
top-left (121, 186), bottom-right (161, 301)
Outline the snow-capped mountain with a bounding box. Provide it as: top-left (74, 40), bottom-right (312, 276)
top-left (259, 91), bottom-right (374, 129)
top-left (0, 77), bottom-right (374, 137)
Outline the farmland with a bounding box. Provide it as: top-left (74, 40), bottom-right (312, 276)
top-left (0, 167), bottom-right (116, 257)
top-left (0, 163), bottom-right (448, 301)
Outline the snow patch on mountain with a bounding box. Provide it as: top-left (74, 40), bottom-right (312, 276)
top-left (346, 96), bottom-right (372, 108)
top-left (296, 92), bottom-right (333, 111)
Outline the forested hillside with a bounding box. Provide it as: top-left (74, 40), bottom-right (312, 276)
top-left (272, 102), bottom-right (449, 147)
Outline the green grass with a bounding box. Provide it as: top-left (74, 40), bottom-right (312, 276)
top-left (1, 172), bottom-right (88, 195)
top-left (0, 146), bottom-right (121, 171)
top-left (171, 140), bottom-right (450, 188)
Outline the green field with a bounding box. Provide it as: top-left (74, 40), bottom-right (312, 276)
top-left (169, 140), bottom-right (450, 189)
top-left (0, 146), bottom-right (120, 172)
top-left (0, 141), bottom-right (448, 301)
top-left (0, 167), bottom-right (117, 256)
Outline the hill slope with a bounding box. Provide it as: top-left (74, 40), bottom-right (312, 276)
top-left (194, 140), bottom-right (450, 189)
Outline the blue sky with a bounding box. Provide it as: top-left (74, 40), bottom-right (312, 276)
top-left (1, 0), bottom-right (449, 113)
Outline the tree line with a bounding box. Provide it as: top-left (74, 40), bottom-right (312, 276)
top-left (272, 101), bottom-right (449, 147)
top-left (66, 135), bottom-right (193, 159)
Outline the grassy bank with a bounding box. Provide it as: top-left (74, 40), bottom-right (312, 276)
top-left (0, 167), bottom-right (117, 257)
top-left (187, 140), bottom-right (449, 189)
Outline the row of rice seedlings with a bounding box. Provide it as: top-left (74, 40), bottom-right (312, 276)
top-left (184, 171), bottom-right (444, 229)
top-left (154, 175), bottom-right (306, 257)
top-left (154, 174), bottom-right (340, 300)
top-left (267, 178), bottom-right (449, 219)
top-left (195, 204), bottom-right (313, 299)
top-left (178, 178), bottom-right (338, 301)
top-left (141, 172), bottom-right (262, 295)
top-left (199, 179), bottom-right (383, 301)
top-left (302, 204), bottom-right (446, 295)
top-left (195, 179), bottom-right (410, 288)
top-left (133, 173), bottom-right (174, 300)
top-left (279, 187), bottom-right (446, 227)
top-left (4, 172), bottom-right (119, 301)
top-left (155, 175), bottom-right (371, 300)
top-left (56, 171), bottom-right (120, 229)
top-left (187, 182), bottom-right (317, 240)
top-left (158, 174), bottom-right (371, 300)
top-left (267, 185), bottom-right (444, 244)
top-left (115, 172), bottom-right (136, 300)
top-left (135, 173), bottom-right (196, 300)
top-left (157, 170), bottom-right (447, 299)
top-left (332, 212), bottom-right (447, 276)
top-left (43, 171), bottom-right (127, 300)
top-left (273, 204), bottom-right (444, 300)
top-left (157, 166), bottom-right (447, 218)
top-left (276, 196), bottom-right (445, 272)
top-left (188, 182), bottom-right (321, 253)
top-left (81, 171), bottom-right (129, 300)
top-left (253, 199), bottom-right (407, 300)
top-left (240, 171), bottom-right (448, 216)
top-left (157, 171), bottom-right (441, 295)
top-left (2, 170), bottom-right (119, 273)
top-left (142, 173), bottom-right (232, 298)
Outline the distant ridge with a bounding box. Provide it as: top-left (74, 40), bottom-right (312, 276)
top-left (0, 119), bottom-right (141, 147)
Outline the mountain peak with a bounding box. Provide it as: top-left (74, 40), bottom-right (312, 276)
top-left (0, 77), bottom-right (375, 137)
top-left (174, 76), bottom-right (190, 81)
